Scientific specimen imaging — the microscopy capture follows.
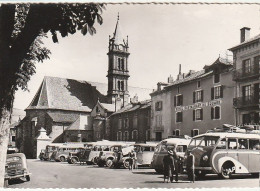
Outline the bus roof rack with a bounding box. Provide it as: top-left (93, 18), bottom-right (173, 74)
top-left (207, 124), bottom-right (260, 134)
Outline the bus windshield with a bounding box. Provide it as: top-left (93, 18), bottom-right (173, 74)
top-left (199, 136), bottom-right (220, 147)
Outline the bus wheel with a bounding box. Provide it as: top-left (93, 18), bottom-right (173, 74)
top-left (220, 162), bottom-right (234, 179)
top-left (60, 156), bottom-right (66, 162)
top-left (71, 157), bottom-right (78, 164)
top-left (26, 175), bottom-right (30, 182)
top-left (155, 169), bottom-right (163, 174)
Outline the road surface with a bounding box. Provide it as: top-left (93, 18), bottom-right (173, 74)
top-left (8, 159), bottom-right (260, 188)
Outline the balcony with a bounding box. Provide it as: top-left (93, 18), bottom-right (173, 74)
top-left (233, 95), bottom-right (259, 109)
top-left (233, 65), bottom-right (260, 81)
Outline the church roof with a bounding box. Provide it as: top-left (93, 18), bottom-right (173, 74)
top-left (65, 115), bottom-right (92, 131)
top-left (112, 14), bottom-right (126, 46)
top-left (47, 112), bottom-right (79, 123)
top-left (110, 99), bottom-right (151, 116)
top-left (26, 76), bottom-right (152, 112)
top-left (99, 102), bottom-right (115, 113)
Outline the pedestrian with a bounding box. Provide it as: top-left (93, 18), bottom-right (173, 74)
top-left (128, 150), bottom-right (135, 171)
top-left (172, 147), bottom-right (179, 183)
top-left (162, 149), bottom-right (175, 183)
top-left (186, 151), bottom-right (195, 182)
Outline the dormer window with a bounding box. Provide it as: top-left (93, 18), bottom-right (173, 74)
top-left (197, 81), bottom-right (201, 88)
top-left (214, 73), bottom-right (220, 83)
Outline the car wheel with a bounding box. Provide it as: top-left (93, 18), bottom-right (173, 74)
top-left (71, 157), bottom-right (78, 164)
top-left (92, 157), bottom-right (98, 165)
top-left (60, 156), bottom-right (66, 162)
top-left (26, 175), bottom-right (30, 182)
top-left (106, 159), bottom-right (113, 168)
top-left (123, 160), bottom-right (130, 169)
top-left (4, 179), bottom-right (9, 187)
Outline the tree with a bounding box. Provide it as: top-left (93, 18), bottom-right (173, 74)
top-left (0, 3), bottom-right (104, 187)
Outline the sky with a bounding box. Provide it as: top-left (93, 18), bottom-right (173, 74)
top-left (13, 3), bottom-right (260, 110)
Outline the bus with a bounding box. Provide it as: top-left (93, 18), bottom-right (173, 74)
top-left (150, 137), bottom-right (191, 173)
top-left (185, 129), bottom-right (260, 179)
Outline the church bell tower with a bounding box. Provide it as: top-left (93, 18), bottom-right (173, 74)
top-left (107, 14), bottom-right (130, 107)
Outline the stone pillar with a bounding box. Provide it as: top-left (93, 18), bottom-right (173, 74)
top-left (36, 128), bottom-right (51, 159)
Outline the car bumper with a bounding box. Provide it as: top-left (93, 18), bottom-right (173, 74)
top-left (5, 172), bottom-right (31, 180)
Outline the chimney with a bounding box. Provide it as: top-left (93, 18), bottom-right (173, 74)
top-left (179, 64), bottom-right (181, 74)
top-left (157, 83), bottom-right (162, 91)
top-left (168, 75), bottom-right (174, 83)
top-left (240, 27), bottom-right (250, 43)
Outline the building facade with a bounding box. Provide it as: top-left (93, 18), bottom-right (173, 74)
top-left (150, 58), bottom-right (236, 140)
top-left (109, 98), bottom-right (151, 143)
top-left (229, 27), bottom-right (260, 126)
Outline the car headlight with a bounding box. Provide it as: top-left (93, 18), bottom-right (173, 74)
top-left (202, 155), bottom-right (208, 161)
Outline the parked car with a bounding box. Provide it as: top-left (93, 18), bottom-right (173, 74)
top-left (53, 145), bottom-right (85, 162)
top-left (150, 137), bottom-right (191, 174)
top-left (5, 153), bottom-right (31, 186)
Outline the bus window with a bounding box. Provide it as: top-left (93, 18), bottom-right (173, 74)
top-left (199, 136), bottom-right (219, 147)
top-left (189, 137), bottom-right (203, 146)
top-left (104, 147), bottom-right (109, 151)
top-left (228, 139), bottom-right (237, 149)
top-left (151, 147), bottom-right (155, 152)
top-left (160, 145), bottom-right (168, 152)
top-left (238, 139), bottom-right (248, 149)
top-left (143, 147), bottom-right (151, 152)
top-left (216, 138), bottom-right (226, 149)
top-left (249, 139), bottom-right (260, 150)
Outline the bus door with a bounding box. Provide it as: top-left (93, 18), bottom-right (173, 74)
top-left (248, 139), bottom-right (260, 172)
top-left (227, 138), bottom-right (239, 172)
top-left (237, 138), bottom-right (249, 171)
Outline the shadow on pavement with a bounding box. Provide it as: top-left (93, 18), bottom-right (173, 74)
top-left (132, 171), bottom-right (158, 175)
top-left (194, 174), bottom-right (258, 181)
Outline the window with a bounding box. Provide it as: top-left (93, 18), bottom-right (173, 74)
top-left (211, 106), bottom-right (220, 120)
top-left (121, 59), bottom-right (124, 70)
top-left (118, 81), bottom-right (121, 90)
top-left (11, 136), bottom-right (16, 142)
top-left (175, 129), bottom-right (180, 136)
top-left (177, 86), bottom-right (180, 94)
top-left (146, 130), bottom-right (150, 141)
top-left (249, 139), bottom-right (260, 150)
top-left (118, 58), bottom-right (121, 70)
top-left (176, 112), bottom-right (183, 123)
top-left (121, 81), bottom-right (124, 91)
top-left (123, 131), bottom-right (129, 141)
top-left (117, 131), bottom-right (122, 141)
top-left (193, 90), bottom-right (203, 103)
top-left (242, 85), bottom-right (251, 101)
top-left (242, 113), bottom-right (251, 125)
top-left (193, 108), bottom-right (203, 121)
top-left (132, 130), bottom-right (138, 140)
top-left (118, 119), bottom-right (122, 129)
top-left (211, 86), bottom-right (223, 100)
top-left (243, 59), bottom-right (251, 74)
top-left (124, 118), bottom-right (129, 128)
top-left (155, 115), bottom-right (162, 127)
top-left (155, 101), bottom-right (163, 111)
top-left (133, 116), bottom-right (138, 128)
top-left (174, 95), bottom-right (183, 106)
top-left (197, 81), bottom-right (201, 88)
top-left (191, 129), bottom-right (199, 137)
top-left (228, 138), bottom-right (237, 149)
top-left (214, 73), bottom-right (220, 83)
top-left (238, 139), bottom-right (248, 149)
top-left (216, 138), bottom-right (226, 149)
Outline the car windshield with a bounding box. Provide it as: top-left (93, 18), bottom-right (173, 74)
top-left (6, 156), bottom-right (21, 163)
